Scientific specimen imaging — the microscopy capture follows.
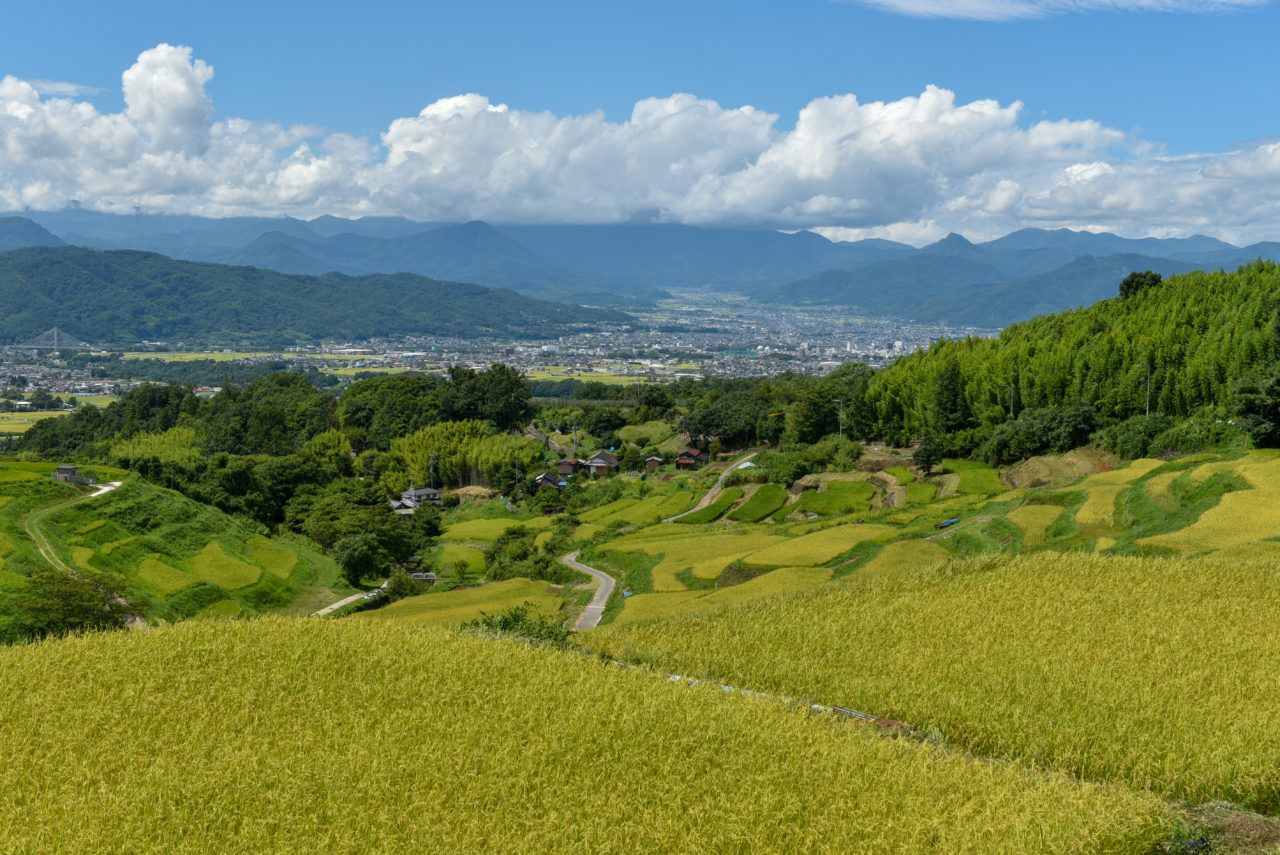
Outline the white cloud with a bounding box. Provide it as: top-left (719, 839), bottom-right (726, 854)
top-left (27, 80), bottom-right (101, 98)
top-left (854, 0), bottom-right (1267, 20)
top-left (8, 44), bottom-right (1280, 243)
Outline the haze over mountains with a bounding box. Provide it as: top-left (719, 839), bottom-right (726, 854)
top-left (7, 210), bottom-right (1280, 329)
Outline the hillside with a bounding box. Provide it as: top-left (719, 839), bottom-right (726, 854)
top-left (226, 221), bottom-right (665, 308)
top-left (864, 259), bottom-right (1280, 437)
top-left (0, 618), bottom-right (1173, 854)
top-left (0, 246), bottom-right (632, 344)
top-left (0, 468), bottom-right (345, 625)
top-left (0, 216), bottom-right (64, 253)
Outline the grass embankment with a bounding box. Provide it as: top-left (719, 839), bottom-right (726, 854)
top-left (587, 551), bottom-right (1280, 813)
top-left (0, 619), bottom-right (1173, 854)
top-left (34, 478), bottom-right (341, 619)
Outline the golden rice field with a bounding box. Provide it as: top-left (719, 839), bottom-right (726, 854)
top-left (748, 523), bottom-right (897, 567)
top-left (611, 566), bottom-right (832, 626)
top-left (603, 529), bottom-right (789, 590)
top-left (1075, 458), bottom-right (1164, 488)
top-left (1139, 457), bottom-right (1280, 554)
top-left (587, 552), bottom-right (1280, 812)
top-left (0, 619), bottom-right (1173, 854)
top-left (358, 578), bottom-right (562, 626)
top-left (1005, 504), bottom-right (1065, 546)
top-left (857, 539), bottom-right (949, 578)
top-left (1074, 485), bottom-right (1126, 527)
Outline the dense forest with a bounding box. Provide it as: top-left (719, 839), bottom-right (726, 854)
top-left (0, 246), bottom-right (631, 345)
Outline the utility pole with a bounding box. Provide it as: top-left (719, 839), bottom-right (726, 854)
top-left (834, 399), bottom-right (844, 439)
top-left (1006, 383), bottom-right (1015, 420)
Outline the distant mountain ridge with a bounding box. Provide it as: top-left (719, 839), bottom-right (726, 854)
top-left (0, 246), bottom-right (631, 345)
top-left (7, 209), bottom-right (1280, 327)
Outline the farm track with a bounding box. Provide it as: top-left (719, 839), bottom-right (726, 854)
top-left (561, 551), bottom-right (614, 630)
top-left (663, 452), bottom-right (757, 522)
top-left (20, 481), bottom-right (143, 626)
top-left (22, 481), bottom-right (123, 574)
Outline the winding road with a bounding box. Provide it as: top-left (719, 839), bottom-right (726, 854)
top-left (561, 551), bottom-right (614, 631)
top-left (663, 452), bottom-right (757, 522)
top-left (23, 481), bottom-right (124, 573)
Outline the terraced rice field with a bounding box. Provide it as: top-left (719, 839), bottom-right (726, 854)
top-left (676, 488), bottom-right (743, 524)
top-left (1137, 457), bottom-right (1280, 554)
top-left (610, 566), bottom-right (833, 626)
top-left (588, 551), bottom-right (1280, 812)
top-left (941, 459), bottom-right (1004, 494)
top-left (359, 578), bottom-right (563, 626)
top-left (785, 480), bottom-right (875, 517)
top-left (728, 483), bottom-right (789, 522)
top-left (1074, 485), bottom-right (1126, 527)
top-left (0, 619), bottom-right (1174, 854)
top-left (442, 515), bottom-right (556, 541)
top-left (748, 524), bottom-right (897, 567)
top-left (603, 529), bottom-right (789, 590)
top-left (1005, 504), bottom-right (1066, 547)
top-left (857, 540), bottom-right (949, 578)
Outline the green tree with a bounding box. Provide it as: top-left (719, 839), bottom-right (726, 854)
top-left (2, 565), bottom-right (138, 643)
top-left (332, 531), bottom-right (388, 588)
top-left (1119, 270), bottom-right (1162, 299)
top-left (913, 434), bottom-right (942, 476)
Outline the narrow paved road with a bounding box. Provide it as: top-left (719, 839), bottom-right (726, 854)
top-left (664, 452), bottom-right (757, 522)
top-left (562, 551), bottom-right (614, 631)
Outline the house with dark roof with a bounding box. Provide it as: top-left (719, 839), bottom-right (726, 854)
top-left (389, 484), bottom-right (442, 516)
top-left (675, 447), bottom-right (709, 470)
top-left (557, 458), bottom-right (581, 477)
top-left (583, 451), bottom-right (619, 476)
top-left (533, 472), bottom-right (564, 491)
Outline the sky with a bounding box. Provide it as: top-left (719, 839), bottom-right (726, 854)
top-left (3, 0), bottom-right (1280, 244)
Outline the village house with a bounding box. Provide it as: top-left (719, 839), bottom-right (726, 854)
top-left (675, 447), bottom-right (709, 470)
top-left (644, 456), bottom-right (664, 472)
top-left (557, 458), bottom-right (581, 478)
top-left (583, 451), bottom-right (619, 476)
top-left (389, 484), bottom-right (442, 516)
top-left (533, 472), bottom-right (564, 491)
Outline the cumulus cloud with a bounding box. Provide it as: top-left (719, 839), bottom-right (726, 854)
top-left (854, 0), bottom-right (1268, 20)
top-left (9, 44), bottom-right (1280, 243)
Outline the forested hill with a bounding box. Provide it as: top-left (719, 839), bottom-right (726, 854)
top-left (865, 261), bottom-right (1280, 447)
top-left (0, 246), bottom-right (631, 344)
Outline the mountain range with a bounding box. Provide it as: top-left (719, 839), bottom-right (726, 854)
top-left (0, 242), bottom-right (631, 345)
top-left (7, 211), bottom-right (1280, 328)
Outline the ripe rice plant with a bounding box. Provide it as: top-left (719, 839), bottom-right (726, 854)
top-left (187, 541), bottom-right (262, 589)
top-left (1005, 504), bottom-right (1065, 547)
top-left (1075, 458), bottom-right (1163, 488)
top-left (358, 578), bottom-right (562, 626)
top-left (728, 483), bottom-right (789, 522)
top-left (0, 619), bottom-right (1173, 854)
top-left (1074, 485), bottom-right (1125, 527)
top-left (748, 524), bottom-right (897, 567)
top-left (1139, 457), bottom-right (1280, 554)
top-left (588, 551), bottom-right (1280, 811)
top-left (609, 566), bottom-right (833, 627)
top-left (857, 540), bottom-right (948, 578)
top-left (603, 530), bottom-right (789, 590)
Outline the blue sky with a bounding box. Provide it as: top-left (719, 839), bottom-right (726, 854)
top-left (3, 0), bottom-right (1279, 242)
